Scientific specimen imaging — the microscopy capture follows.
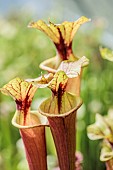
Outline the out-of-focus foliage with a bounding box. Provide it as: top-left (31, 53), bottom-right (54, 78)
top-left (0, 16), bottom-right (55, 87)
top-left (0, 14), bottom-right (113, 170)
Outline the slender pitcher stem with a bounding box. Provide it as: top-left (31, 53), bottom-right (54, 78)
top-left (39, 95), bottom-right (82, 170)
top-left (48, 111), bottom-right (76, 170)
top-left (12, 111), bottom-right (48, 170)
top-left (20, 127), bottom-right (47, 170)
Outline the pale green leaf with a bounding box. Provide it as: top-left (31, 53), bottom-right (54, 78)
top-left (100, 47), bottom-right (113, 62)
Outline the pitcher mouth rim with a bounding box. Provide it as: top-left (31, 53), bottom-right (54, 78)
top-left (39, 55), bottom-right (89, 73)
top-left (39, 56), bottom-right (58, 73)
top-left (38, 96), bottom-right (83, 118)
top-left (12, 111), bottom-right (49, 129)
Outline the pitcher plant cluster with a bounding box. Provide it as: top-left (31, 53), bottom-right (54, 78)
top-left (1, 16), bottom-right (113, 170)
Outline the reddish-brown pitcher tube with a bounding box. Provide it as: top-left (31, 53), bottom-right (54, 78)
top-left (106, 159), bottom-right (113, 170)
top-left (12, 111), bottom-right (48, 170)
top-left (48, 111), bottom-right (76, 170)
top-left (66, 69), bottom-right (82, 96)
top-left (39, 96), bottom-right (82, 170)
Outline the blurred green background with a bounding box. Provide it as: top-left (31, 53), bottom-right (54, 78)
top-left (0, 1), bottom-right (113, 170)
